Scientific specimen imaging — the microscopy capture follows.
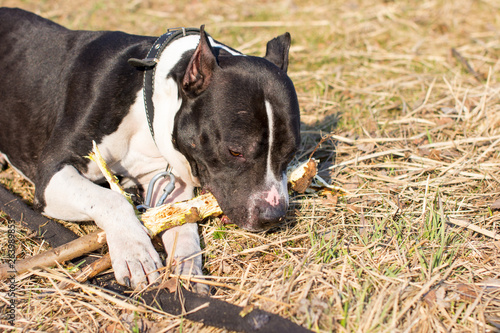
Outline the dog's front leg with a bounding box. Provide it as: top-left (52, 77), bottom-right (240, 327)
top-left (157, 180), bottom-right (207, 293)
top-left (161, 223), bottom-right (208, 294)
top-left (43, 165), bottom-right (162, 288)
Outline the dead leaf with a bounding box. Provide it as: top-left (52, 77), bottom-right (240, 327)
top-left (323, 192), bottom-right (338, 206)
top-left (428, 149), bottom-right (441, 161)
top-left (104, 323), bottom-right (121, 333)
top-left (436, 117), bottom-right (453, 125)
top-left (490, 198), bottom-right (500, 210)
top-left (261, 254), bottom-right (275, 264)
top-left (218, 260), bottom-right (232, 275)
top-left (358, 211), bottom-right (369, 237)
top-left (424, 289), bottom-right (437, 307)
top-left (440, 107), bottom-right (456, 114)
top-left (346, 204), bottom-right (361, 213)
top-left (417, 148), bottom-right (430, 156)
top-left (184, 207), bottom-right (201, 223)
top-left (435, 286), bottom-right (448, 307)
top-left (156, 278), bottom-right (178, 293)
top-left (424, 286), bottom-right (449, 308)
top-left (347, 197), bottom-right (362, 204)
top-left (356, 143), bottom-right (375, 153)
top-left (413, 138), bottom-right (428, 145)
top-left (455, 284), bottom-right (478, 302)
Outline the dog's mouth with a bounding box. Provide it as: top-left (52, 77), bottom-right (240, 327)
top-left (202, 183), bottom-right (288, 232)
top-left (217, 208), bottom-right (286, 232)
top-left (220, 215), bottom-right (232, 225)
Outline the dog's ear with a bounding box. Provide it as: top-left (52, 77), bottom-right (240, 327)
top-left (264, 32), bottom-right (291, 73)
top-left (182, 25), bottom-right (218, 96)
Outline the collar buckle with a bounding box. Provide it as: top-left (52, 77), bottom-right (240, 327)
top-left (167, 27), bottom-right (187, 36)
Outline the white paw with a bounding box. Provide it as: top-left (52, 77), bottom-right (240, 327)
top-left (162, 223), bottom-right (207, 294)
top-left (173, 256), bottom-right (209, 295)
top-left (172, 253), bottom-right (203, 277)
top-left (106, 225), bottom-right (163, 289)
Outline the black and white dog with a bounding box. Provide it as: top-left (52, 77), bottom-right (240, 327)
top-left (0, 8), bottom-right (300, 289)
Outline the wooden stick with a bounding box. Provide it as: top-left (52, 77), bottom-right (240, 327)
top-left (70, 253), bottom-right (111, 283)
top-left (0, 230), bottom-right (106, 280)
top-left (142, 192), bottom-right (222, 236)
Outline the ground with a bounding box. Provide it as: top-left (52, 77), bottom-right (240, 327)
top-left (0, 0), bottom-right (499, 332)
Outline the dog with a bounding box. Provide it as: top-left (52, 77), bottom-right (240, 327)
top-left (0, 8), bottom-right (301, 290)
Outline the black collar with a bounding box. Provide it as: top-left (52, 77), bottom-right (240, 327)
top-left (128, 27), bottom-right (201, 141)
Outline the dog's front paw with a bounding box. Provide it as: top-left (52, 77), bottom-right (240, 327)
top-left (161, 224), bottom-right (208, 294)
top-left (173, 257), bottom-right (209, 295)
top-left (106, 227), bottom-right (163, 289)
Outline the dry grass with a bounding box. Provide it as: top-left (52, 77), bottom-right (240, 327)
top-left (1, 0), bottom-right (500, 332)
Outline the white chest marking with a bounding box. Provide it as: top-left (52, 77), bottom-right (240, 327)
top-left (82, 90), bottom-right (167, 185)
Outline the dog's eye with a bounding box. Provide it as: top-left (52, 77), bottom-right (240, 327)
top-left (229, 149), bottom-right (243, 157)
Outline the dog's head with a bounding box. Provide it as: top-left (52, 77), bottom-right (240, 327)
top-left (171, 27), bottom-right (300, 231)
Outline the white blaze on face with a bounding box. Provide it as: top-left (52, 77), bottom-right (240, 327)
top-left (265, 101), bottom-right (274, 183)
top-left (264, 100), bottom-right (288, 206)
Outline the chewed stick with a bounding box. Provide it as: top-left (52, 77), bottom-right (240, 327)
top-left (0, 230), bottom-right (107, 279)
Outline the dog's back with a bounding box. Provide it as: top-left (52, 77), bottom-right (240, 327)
top-left (0, 8), bottom-right (152, 182)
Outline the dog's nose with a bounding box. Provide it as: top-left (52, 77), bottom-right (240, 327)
top-left (257, 203), bottom-right (287, 227)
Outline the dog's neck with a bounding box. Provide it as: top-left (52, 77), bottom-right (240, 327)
top-left (147, 34), bottom-right (243, 187)
top-left (131, 28), bottom-right (202, 142)
top-left (147, 35), bottom-right (202, 187)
